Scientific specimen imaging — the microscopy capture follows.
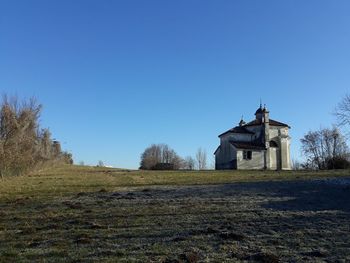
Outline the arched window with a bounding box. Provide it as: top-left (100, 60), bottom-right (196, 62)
top-left (269, 141), bottom-right (278, 148)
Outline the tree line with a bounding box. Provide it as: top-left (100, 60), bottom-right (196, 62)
top-left (140, 144), bottom-right (207, 170)
top-left (299, 94), bottom-right (350, 169)
top-left (0, 95), bottom-right (73, 178)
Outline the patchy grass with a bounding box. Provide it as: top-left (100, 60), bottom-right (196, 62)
top-left (0, 165), bottom-right (349, 262)
top-left (0, 165), bottom-right (349, 200)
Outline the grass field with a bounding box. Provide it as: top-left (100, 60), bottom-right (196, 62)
top-left (0, 165), bottom-right (350, 262)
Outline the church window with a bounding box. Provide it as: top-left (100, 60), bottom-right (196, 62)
top-left (243, 151), bottom-right (252, 160)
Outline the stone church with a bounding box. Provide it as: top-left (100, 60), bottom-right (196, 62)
top-left (214, 105), bottom-right (291, 170)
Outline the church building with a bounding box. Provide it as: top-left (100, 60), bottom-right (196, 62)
top-left (215, 105), bottom-right (291, 170)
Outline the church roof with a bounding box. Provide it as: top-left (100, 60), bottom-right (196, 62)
top-left (218, 126), bottom-right (255, 137)
top-left (213, 145), bottom-right (221, 155)
top-left (244, 118), bottom-right (290, 128)
top-left (230, 141), bottom-right (266, 150)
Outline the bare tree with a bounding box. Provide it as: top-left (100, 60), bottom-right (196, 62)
top-left (0, 95), bottom-right (73, 177)
top-left (39, 128), bottom-right (53, 159)
top-left (291, 158), bottom-right (302, 170)
top-left (301, 127), bottom-right (349, 169)
top-left (0, 95), bottom-right (41, 177)
top-left (140, 144), bottom-right (161, 170)
top-left (196, 147), bottom-right (207, 170)
top-left (184, 156), bottom-right (195, 170)
top-left (334, 94), bottom-right (350, 127)
top-left (97, 160), bottom-right (105, 167)
top-left (52, 141), bottom-right (62, 157)
top-left (140, 144), bottom-right (183, 170)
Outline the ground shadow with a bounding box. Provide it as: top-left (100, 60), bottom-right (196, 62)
top-left (259, 178), bottom-right (350, 212)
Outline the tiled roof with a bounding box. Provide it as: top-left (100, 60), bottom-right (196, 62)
top-left (218, 126), bottom-right (254, 137)
top-left (244, 119), bottom-right (290, 128)
top-left (230, 141), bottom-right (266, 150)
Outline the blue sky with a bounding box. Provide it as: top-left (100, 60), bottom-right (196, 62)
top-left (1, 0), bottom-right (349, 168)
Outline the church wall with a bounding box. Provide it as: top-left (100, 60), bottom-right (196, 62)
top-left (280, 127), bottom-right (289, 137)
top-left (215, 141), bottom-right (237, 169)
top-left (280, 137), bottom-right (291, 170)
top-left (270, 127), bottom-right (291, 170)
top-left (268, 147), bottom-right (278, 170)
top-left (269, 127), bottom-right (288, 140)
top-left (267, 127), bottom-right (290, 170)
top-left (269, 127), bottom-right (280, 139)
top-left (215, 110), bottom-right (291, 170)
top-left (236, 150), bottom-right (265, 170)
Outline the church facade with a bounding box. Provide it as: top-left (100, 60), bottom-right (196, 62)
top-left (214, 105), bottom-right (291, 170)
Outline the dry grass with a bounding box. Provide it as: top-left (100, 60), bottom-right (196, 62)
top-left (0, 165), bottom-right (349, 200)
top-left (0, 165), bottom-right (349, 262)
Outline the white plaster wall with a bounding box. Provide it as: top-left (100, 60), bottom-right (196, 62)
top-left (236, 150), bottom-right (265, 170)
top-left (268, 126), bottom-right (290, 170)
top-left (269, 127), bottom-right (288, 140)
top-left (269, 128), bottom-right (279, 139)
top-left (269, 148), bottom-right (278, 170)
top-left (280, 137), bottom-right (291, 170)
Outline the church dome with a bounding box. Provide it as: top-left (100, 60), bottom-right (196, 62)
top-left (255, 107), bottom-right (263, 114)
top-left (255, 104), bottom-right (268, 115)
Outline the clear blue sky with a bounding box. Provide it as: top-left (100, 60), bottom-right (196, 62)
top-left (1, 1), bottom-right (349, 168)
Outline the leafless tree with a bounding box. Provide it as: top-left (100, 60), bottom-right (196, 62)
top-left (0, 95), bottom-right (72, 177)
top-left (291, 158), bottom-right (302, 170)
top-left (0, 95), bottom-right (41, 177)
top-left (196, 147), bottom-right (207, 170)
top-left (184, 156), bottom-right (195, 170)
top-left (334, 94), bottom-right (350, 127)
top-left (140, 144), bottom-right (161, 170)
top-left (52, 141), bottom-right (62, 157)
top-left (39, 128), bottom-right (53, 159)
top-left (97, 160), bottom-right (105, 167)
top-left (300, 127), bottom-right (349, 169)
top-left (140, 144), bottom-right (183, 170)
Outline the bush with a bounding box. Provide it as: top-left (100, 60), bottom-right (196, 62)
top-left (327, 157), bottom-right (350, 169)
top-left (151, 163), bottom-right (175, 170)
